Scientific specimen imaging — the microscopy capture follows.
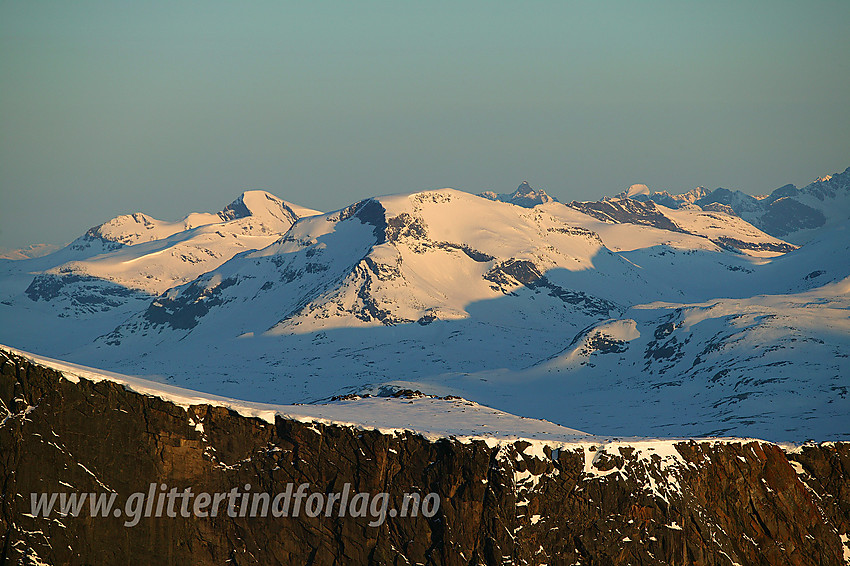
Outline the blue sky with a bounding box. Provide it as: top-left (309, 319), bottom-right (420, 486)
top-left (1, 1), bottom-right (848, 248)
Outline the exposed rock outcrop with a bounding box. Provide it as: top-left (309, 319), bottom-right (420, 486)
top-left (2, 351), bottom-right (849, 564)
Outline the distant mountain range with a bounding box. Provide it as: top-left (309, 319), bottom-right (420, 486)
top-left (607, 166), bottom-right (850, 243)
top-left (0, 243), bottom-right (62, 260)
top-left (1, 166), bottom-right (847, 441)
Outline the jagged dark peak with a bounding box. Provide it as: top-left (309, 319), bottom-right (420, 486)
top-left (477, 181), bottom-right (557, 208)
top-left (765, 183), bottom-right (799, 204)
top-left (812, 165), bottom-right (850, 185)
top-left (509, 181), bottom-right (557, 207)
top-left (515, 180), bottom-right (534, 195)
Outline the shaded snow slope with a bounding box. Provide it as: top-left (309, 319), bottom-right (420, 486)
top-left (410, 275), bottom-right (850, 442)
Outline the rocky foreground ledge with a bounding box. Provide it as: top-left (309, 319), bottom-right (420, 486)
top-left (1, 348), bottom-right (848, 565)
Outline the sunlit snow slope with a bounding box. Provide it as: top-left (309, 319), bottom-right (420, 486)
top-left (0, 191), bottom-right (319, 353)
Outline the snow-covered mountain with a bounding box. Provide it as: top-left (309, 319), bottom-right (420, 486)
top-left (98, 188), bottom-right (793, 344)
top-left (32, 191), bottom-right (318, 299)
top-left (610, 166), bottom-right (850, 243)
top-left (0, 191), bottom-right (319, 353)
top-left (0, 170), bottom-right (847, 442)
top-left (565, 197), bottom-right (797, 256)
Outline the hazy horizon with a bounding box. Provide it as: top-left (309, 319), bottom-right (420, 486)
top-left (2, 1), bottom-right (849, 249)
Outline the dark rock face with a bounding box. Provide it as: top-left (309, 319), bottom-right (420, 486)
top-left (567, 198), bottom-right (686, 233)
top-left (350, 259), bottom-right (413, 326)
top-left (143, 276), bottom-right (238, 330)
top-left (68, 232), bottom-right (126, 254)
top-left (485, 259), bottom-right (544, 288)
top-left (24, 273), bottom-right (150, 314)
top-left (218, 195), bottom-right (253, 221)
top-left (485, 259), bottom-right (618, 317)
top-left (385, 213), bottom-right (428, 244)
top-left (432, 242), bottom-right (495, 263)
top-left (758, 198), bottom-right (826, 237)
top-left (713, 236), bottom-right (797, 254)
top-left (332, 199), bottom-right (389, 244)
top-left (2, 349), bottom-right (849, 565)
top-left (701, 202), bottom-right (737, 215)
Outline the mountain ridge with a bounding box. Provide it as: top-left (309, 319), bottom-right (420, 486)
top-left (602, 166), bottom-right (850, 243)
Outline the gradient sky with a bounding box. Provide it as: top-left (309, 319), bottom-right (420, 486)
top-left (1, 1), bottom-right (848, 249)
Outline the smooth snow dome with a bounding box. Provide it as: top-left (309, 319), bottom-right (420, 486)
top-left (626, 184), bottom-right (651, 198)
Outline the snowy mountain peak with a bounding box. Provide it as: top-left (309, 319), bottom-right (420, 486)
top-left (7, 190), bottom-right (322, 311)
top-left (508, 181), bottom-right (556, 207)
top-left (219, 190), bottom-right (321, 225)
top-left (478, 182), bottom-right (558, 208)
top-left (804, 166), bottom-right (850, 196)
top-left (57, 191), bottom-right (323, 263)
top-left (625, 184), bottom-right (650, 198)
